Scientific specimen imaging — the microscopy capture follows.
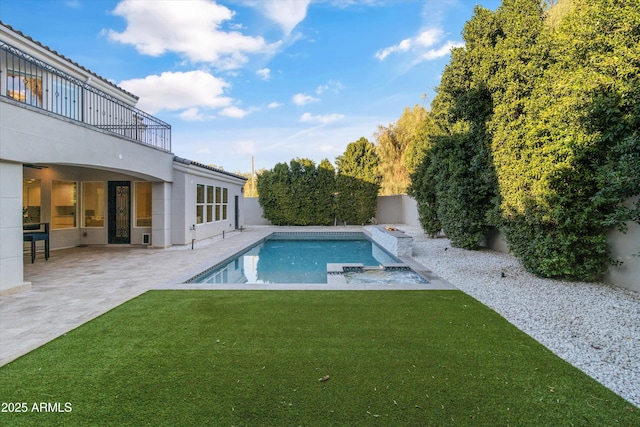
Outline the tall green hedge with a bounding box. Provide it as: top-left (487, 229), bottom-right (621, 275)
top-left (257, 159), bottom-right (334, 226)
top-left (409, 0), bottom-right (640, 281)
top-left (335, 137), bottom-right (381, 224)
top-left (257, 138), bottom-right (381, 226)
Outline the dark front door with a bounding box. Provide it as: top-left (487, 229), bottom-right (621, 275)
top-left (108, 181), bottom-right (131, 244)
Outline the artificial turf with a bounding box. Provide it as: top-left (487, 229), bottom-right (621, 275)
top-left (0, 290), bottom-right (637, 426)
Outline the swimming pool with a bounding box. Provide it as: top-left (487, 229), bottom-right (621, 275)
top-left (186, 232), bottom-right (427, 285)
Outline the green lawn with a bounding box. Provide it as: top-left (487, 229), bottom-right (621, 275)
top-left (1, 291), bottom-right (637, 426)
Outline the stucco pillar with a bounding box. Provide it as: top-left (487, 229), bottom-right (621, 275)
top-left (151, 182), bottom-right (172, 248)
top-left (0, 161), bottom-right (30, 295)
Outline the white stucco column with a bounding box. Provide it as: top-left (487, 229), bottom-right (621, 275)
top-left (0, 161), bottom-right (30, 295)
top-left (151, 182), bottom-right (172, 248)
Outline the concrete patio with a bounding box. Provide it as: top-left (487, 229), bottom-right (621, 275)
top-left (0, 225), bottom-right (454, 366)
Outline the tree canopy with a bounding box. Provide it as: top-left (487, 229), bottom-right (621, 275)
top-left (375, 105), bottom-right (430, 195)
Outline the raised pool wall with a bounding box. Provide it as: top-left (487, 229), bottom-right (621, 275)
top-left (243, 195), bottom-right (640, 293)
top-left (370, 226), bottom-right (413, 258)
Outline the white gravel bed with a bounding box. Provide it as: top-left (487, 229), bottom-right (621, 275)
top-left (393, 225), bottom-right (640, 408)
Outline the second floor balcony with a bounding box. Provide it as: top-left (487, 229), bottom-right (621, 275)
top-left (0, 40), bottom-right (171, 152)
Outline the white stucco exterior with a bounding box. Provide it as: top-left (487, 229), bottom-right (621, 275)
top-left (0, 23), bottom-right (246, 295)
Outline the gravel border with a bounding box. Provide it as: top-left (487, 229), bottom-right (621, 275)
top-left (395, 225), bottom-right (640, 407)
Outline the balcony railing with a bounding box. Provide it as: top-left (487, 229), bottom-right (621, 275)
top-left (0, 40), bottom-right (171, 152)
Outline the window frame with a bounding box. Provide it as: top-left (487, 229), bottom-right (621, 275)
top-left (206, 185), bottom-right (214, 223)
top-left (51, 180), bottom-right (77, 230)
top-left (22, 178), bottom-right (42, 225)
top-left (222, 187), bottom-right (228, 220)
top-left (134, 181), bottom-right (152, 228)
top-left (196, 184), bottom-right (205, 224)
top-left (81, 181), bottom-right (105, 228)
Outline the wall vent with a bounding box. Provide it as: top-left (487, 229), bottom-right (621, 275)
top-left (142, 233), bottom-right (151, 245)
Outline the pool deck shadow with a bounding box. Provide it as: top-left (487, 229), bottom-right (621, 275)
top-left (0, 225), bottom-right (455, 366)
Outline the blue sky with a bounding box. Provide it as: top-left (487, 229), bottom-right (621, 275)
top-left (0, 0), bottom-right (500, 174)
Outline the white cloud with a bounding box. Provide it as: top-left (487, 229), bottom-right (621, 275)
top-left (242, 0), bottom-right (310, 35)
top-left (374, 47), bottom-right (392, 61)
top-left (179, 108), bottom-right (207, 121)
top-left (267, 101), bottom-right (283, 109)
top-left (375, 26), bottom-right (457, 64)
top-left (292, 93), bottom-right (319, 106)
top-left (300, 112), bottom-right (344, 124)
top-left (220, 106), bottom-right (250, 118)
top-left (118, 70), bottom-right (232, 115)
top-left (256, 68), bottom-right (271, 80)
top-left (375, 38), bottom-right (412, 60)
top-left (415, 28), bottom-right (443, 47)
top-left (420, 40), bottom-right (463, 61)
top-left (107, 0), bottom-right (280, 70)
top-left (316, 80), bottom-right (345, 95)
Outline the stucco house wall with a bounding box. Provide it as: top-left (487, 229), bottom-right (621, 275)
top-left (172, 158), bottom-right (246, 246)
top-left (0, 101), bottom-right (174, 182)
top-left (0, 23), bottom-right (246, 295)
top-left (0, 161), bottom-right (27, 295)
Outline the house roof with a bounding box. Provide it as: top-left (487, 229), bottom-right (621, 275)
top-left (0, 21), bottom-right (139, 101)
top-left (173, 156), bottom-right (248, 181)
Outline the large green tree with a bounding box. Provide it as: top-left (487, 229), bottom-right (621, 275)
top-left (409, 4), bottom-right (499, 249)
top-left (376, 105), bottom-right (429, 195)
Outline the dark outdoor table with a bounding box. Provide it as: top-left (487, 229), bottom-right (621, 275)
top-left (23, 223), bottom-right (50, 263)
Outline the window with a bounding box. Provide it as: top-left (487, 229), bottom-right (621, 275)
top-left (215, 187), bottom-right (222, 221)
top-left (22, 179), bottom-right (41, 224)
top-left (82, 182), bottom-right (105, 227)
top-left (7, 70), bottom-right (43, 107)
top-left (222, 188), bottom-right (228, 220)
top-left (197, 184), bottom-right (228, 224)
top-left (52, 181), bottom-right (77, 229)
top-left (206, 185), bottom-right (214, 223)
top-left (135, 182), bottom-right (152, 227)
top-left (196, 184), bottom-right (205, 224)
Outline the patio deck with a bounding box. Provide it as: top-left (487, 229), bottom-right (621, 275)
top-left (0, 226), bottom-right (454, 366)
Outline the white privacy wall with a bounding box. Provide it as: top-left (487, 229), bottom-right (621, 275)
top-left (243, 194), bottom-right (639, 292)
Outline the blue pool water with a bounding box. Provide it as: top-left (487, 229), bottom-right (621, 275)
top-left (189, 233), bottom-right (400, 284)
